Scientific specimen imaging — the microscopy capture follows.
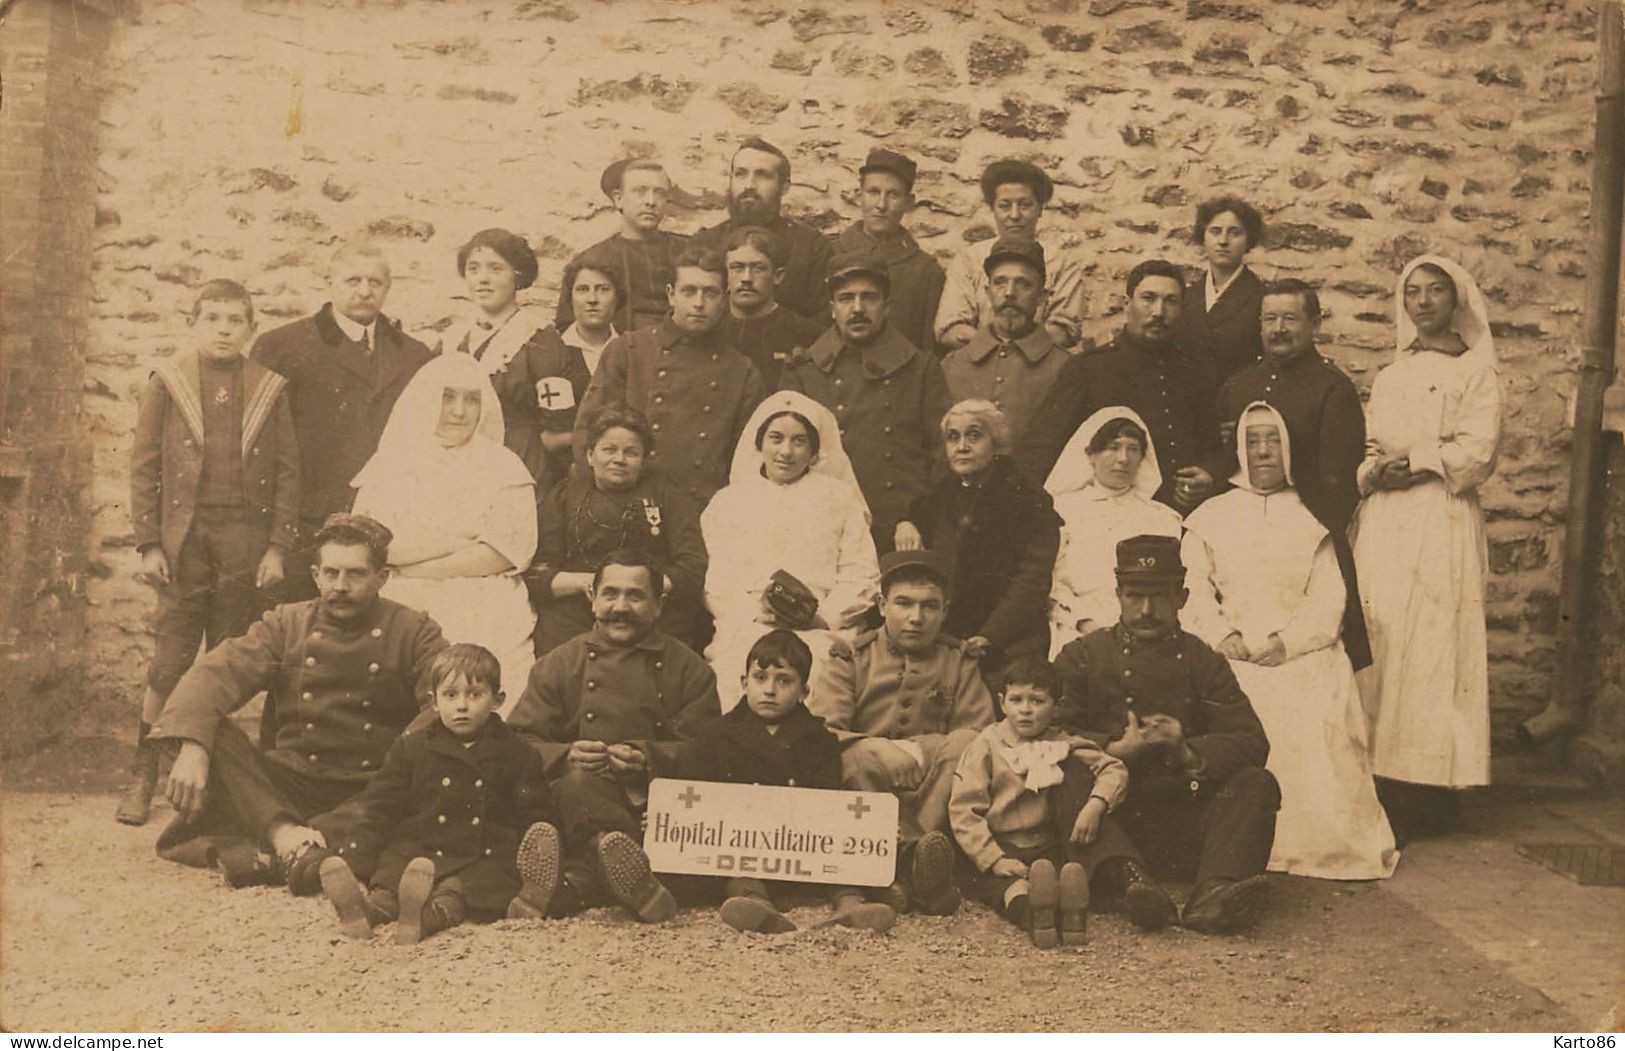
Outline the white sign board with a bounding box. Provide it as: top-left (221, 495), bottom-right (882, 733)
top-left (644, 778), bottom-right (900, 887)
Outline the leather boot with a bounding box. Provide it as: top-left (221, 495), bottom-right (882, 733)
top-left (114, 723), bottom-right (161, 827)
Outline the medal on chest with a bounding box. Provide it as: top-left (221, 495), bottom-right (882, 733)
top-left (213, 385), bottom-right (231, 407)
top-left (641, 497), bottom-right (662, 537)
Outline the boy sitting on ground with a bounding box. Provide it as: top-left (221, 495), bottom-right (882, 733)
top-left (315, 644), bottom-right (561, 943)
top-left (693, 630), bottom-right (897, 935)
top-left (950, 656), bottom-right (1128, 947)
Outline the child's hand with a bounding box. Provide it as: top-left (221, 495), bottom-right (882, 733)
top-left (991, 858), bottom-right (1027, 879)
top-left (139, 548), bottom-right (171, 588)
top-left (1070, 797), bottom-right (1107, 846)
top-left (255, 547), bottom-right (286, 590)
top-left (567, 740), bottom-right (610, 773)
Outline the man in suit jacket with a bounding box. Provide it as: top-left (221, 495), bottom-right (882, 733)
top-left (253, 241), bottom-right (434, 601)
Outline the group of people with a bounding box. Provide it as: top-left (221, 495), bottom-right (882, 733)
top-left (118, 137), bottom-right (1503, 947)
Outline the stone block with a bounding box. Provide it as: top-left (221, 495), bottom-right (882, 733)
top-left (1266, 222), bottom-right (1353, 252)
top-left (903, 49), bottom-right (957, 88)
top-left (1489, 533), bottom-right (1551, 574)
top-left (1102, 22), bottom-right (1183, 53)
top-left (1041, 25), bottom-right (1095, 52)
top-left (1475, 65), bottom-right (1527, 89)
top-left (437, 84), bottom-right (519, 104)
top-left (574, 74), bottom-right (699, 113)
top-left (858, 97), bottom-right (973, 139)
top-left (1186, 0), bottom-right (1260, 20)
top-left (1193, 33), bottom-right (1251, 65)
top-left (788, 7), bottom-right (868, 41)
top-left (979, 96), bottom-right (1068, 140)
top-left (1424, 20), bottom-right (1494, 48)
top-left (831, 44), bottom-right (896, 78)
top-left (770, 48), bottom-right (818, 75)
top-left (364, 216), bottom-right (435, 241)
top-left (716, 83), bottom-right (790, 122)
top-left (967, 35), bottom-right (1030, 83)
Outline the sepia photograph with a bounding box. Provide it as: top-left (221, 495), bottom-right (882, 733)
top-left (1, 0), bottom-right (1622, 1035)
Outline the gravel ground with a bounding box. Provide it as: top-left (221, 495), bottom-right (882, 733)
top-left (0, 791), bottom-right (1576, 1032)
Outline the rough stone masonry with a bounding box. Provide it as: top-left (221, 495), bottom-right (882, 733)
top-left (78, 0), bottom-right (1600, 745)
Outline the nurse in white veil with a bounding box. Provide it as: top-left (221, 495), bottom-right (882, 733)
top-left (1044, 406), bottom-right (1183, 658)
top-left (1352, 254), bottom-right (1500, 829)
top-left (352, 353), bottom-right (538, 712)
top-left (1184, 402), bottom-right (1398, 880)
top-left (701, 391), bottom-right (880, 711)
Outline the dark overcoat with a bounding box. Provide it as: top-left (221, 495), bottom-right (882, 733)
top-left (904, 456), bottom-right (1058, 661)
top-left (694, 215), bottom-right (834, 321)
top-left (1054, 623), bottom-right (1270, 802)
top-left (251, 303), bottom-right (434, 535)
top-left (691, 702), bottom-right (843, 790)
top-left (829, 222), bottom-right (946, 355)
top-left (1177, 267), bottom-right (1266, 387)
top-left (317, 714), bottom-right (554, 914)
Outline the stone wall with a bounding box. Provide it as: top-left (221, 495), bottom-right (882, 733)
top-left (80, 0), bottom-right (1599, 743)
top-left (1, 0), bottom-right (114, 755)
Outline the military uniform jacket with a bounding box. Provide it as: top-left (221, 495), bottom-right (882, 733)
top-left (941, 326), bottom-right (1068, 447)
top-left (1216, 351), bottom-right (1372, 670)
top-left (717, 307), bottom-right (827, 390)
top-left (691, 702), bottom-right (843, 789)
top-left (151, 596), bottom-right (449, 784)
top-left (814, 628), bottom-right (995, 744)
top-left (572, 319), bottom-right (766, 510)
top-left (830, 222), bottom-right (946, 355)
top-left (778, 324), bottom-right (952, 540)
top-left (696, 215), bottom-right (834, 321)
top-left (317, 714), bottom-right (553, 913)
top-left (905, 456), bottom-right (1060, 656)
top-left (508, 627), bottom-right (720, 779)
top-left (252, 304), bottom-right (434, 530)
top-left (1017, 332), bottom-right (1224, 510)
top-left (1177, 267), bottom-right (1265, 387)
top-left (130, 352), bottom-right (300, 566)
top-left (1054, 624), bottom-right (1269, 801)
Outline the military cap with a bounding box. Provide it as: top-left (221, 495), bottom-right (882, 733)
top-left (859, 147), bottom-right (919, 191)
top-left (1114, 535), bottom-right (1185, 582)
top-left (982, 234), bottom-right (1046, 281)
top-left (314, 512), bottom-right (395, 566)
top-left (980, 159), bottom-right (1054, 207)
top-left (826, 248), bottom-right (892, 297)
top-left (599, 158), bottom-right (630, 199)
top-left (879, 548), bottom-right (950, 591)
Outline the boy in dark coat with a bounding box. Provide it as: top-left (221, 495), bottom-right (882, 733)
top-left (122, 279), bottom-right (299, 826)
top-left (693, 630), bottom-right (896, 935)
top-left (315, 643), bottom-right (562, 944)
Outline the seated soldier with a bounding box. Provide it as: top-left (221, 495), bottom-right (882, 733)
top-left (812, 549), bottom-right (996, 916)
top-left (507, 548), bottom-right (719, 923)
top-left (1055, 535), bottom-right (1279, 935)
top-left (150, 513), bottom-right (448, 891)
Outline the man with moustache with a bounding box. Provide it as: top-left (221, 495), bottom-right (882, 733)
top-left (1215, 279), bottom-right (1371, 668)
top-left (716, 225), bottom-right (825, 389)
top-left (572, 244), bottom-right (765, 511)
top-left (694, 137), bottom-right (833, 320)
top-left (828, 148), bottom-right (945, 354)
top-left (1018, 260), bottom-right (1224, 514)
top-left (939, 235), bottom-right (1068, 447)
top-left (555, 159), bottom-right (687, 335)
top-left (1055, 535), bottom-right (1278, 935)
top-left (779, 250), bottom-right (952, 551)
top-left (508, 549), bottom-right (719, 921)
top-left (254, 241), bottom-right (434, 602)
top-left (149, 514), bottom-right (448, 892)
top-left (935, 160), bottom-right (1087, 353)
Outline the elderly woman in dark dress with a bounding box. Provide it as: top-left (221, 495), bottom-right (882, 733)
top-left (528, 405), bottom-right (707, 656)
top-left (893, 400), bottom-right (1060, 675)
top-left (1176, 196), bottom-right (1267, 386)
top-left (440, 228), bottom-right (590, 495)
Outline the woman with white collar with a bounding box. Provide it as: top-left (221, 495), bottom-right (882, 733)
top-left (1352, 254), bottom-right (1502, 836)
top-left (1044, 406), bottom-right (1183, 659)
top-left (1183, 402), bottom-right (1398, 880)
top-left (440, 228), bottom-right (589, 496)
top-left (352, 353), bottom-right (538, 712)
top-left (701, 391), bottom-right (880, 711)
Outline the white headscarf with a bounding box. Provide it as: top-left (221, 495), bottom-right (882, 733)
top-left (351, 352), bottom-right (530, 494)
top-left (1043, 405), bottom-right (1165, 501)
top-left (729, 391), bottom-right (871, 523)
top-left (1229, 401), bottom-right (1295, 493)
top-left (1395, 255), bottom-right (1497, 369)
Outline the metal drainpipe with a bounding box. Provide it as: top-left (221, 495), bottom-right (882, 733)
top-left (1519, 0), bottom-right (1625, 746)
